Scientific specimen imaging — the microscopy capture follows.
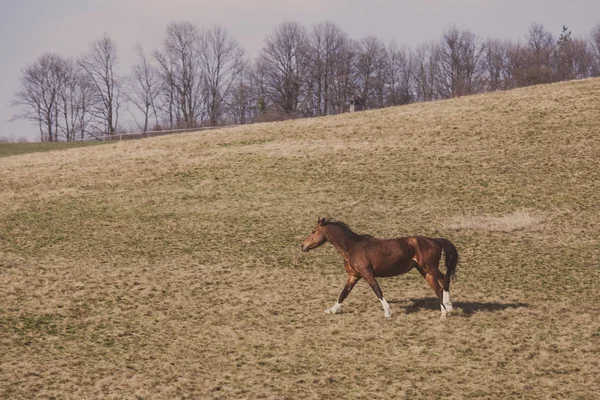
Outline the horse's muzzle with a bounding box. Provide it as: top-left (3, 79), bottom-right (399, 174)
top-left (301, 244), bottom-right (309, 252)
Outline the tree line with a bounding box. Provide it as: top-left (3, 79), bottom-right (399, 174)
top-left (11, 20), bottom-right (600, 142)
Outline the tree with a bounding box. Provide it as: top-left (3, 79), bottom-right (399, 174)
top-left (226, 65), bottom-right (258, 125)
top-left (354, 36), bottom-right (388, 109)
top-left (199, 25), bottom-right (246, 126)
top-left (588, 23), bottom-right (600, 76)
top-left (58, 61), bottom-right (96, 141)
top-left (257, 21), bottom-right (309, 116)
top-left (250, 58), bottom-right (270, 120)
top-left (153, 49), bottom-right (179, 130)
top-left (328, 37), bottom-right (356, 114)
top-left (555, 26), bottom-right (574, 81)
top-left (386, 41), bottom-right (414, 106)
top-left (557, 25), bottom-right (572, 44)
top-left (523, 23), bottom-right (555, 85)
top-left (413, 42), bottom-right (439, 102)
top-left (305, 21), bottom-right (349, 116)
top-left (484, 38), bottom-right (507, 91)
top-left (79, 34), bottom-right (121, 136)
top-left (154, 22), bottom-right (204, 129)
top-left (125, 44), bottom-right (160, 133)
top-left (554, 27), bottom-right (591, 81)
top-left (503, 40), bottom-right (527, 89)
top-left (437, 26), bottom-right (485, 98)
top-left (12, 53), bottom-right (71, 142)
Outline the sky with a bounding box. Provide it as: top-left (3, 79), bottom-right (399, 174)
top-left (1, 0), bottom-right (599, 141)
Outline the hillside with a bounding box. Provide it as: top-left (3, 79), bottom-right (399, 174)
top-left (1, 79), bottom-right (599, 399)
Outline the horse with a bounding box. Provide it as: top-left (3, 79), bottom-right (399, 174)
top-left (300, 218), bottom-right (459, 318)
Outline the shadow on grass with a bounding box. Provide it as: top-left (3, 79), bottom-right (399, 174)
top-left (389, 297), bottom-right (528, 316)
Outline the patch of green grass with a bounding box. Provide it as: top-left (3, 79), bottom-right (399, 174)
top-left (218, 138), bottom-right (274, 147)
top-left (1, 314), bottom-right (62, 346)
top-left (0, 141), bottom-right (108, 158)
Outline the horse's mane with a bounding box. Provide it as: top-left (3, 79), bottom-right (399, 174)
top-left (323, 219), bottom-right (373, 241)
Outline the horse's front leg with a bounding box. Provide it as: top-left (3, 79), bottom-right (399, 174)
top-left (325, 274), bottom-right (361, 314)
top-left (362, 270), bottom-right (391, 318)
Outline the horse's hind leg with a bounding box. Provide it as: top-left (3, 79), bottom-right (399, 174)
top-left (325, 274), bottom-right (360, 315)
top-left (434, 266), bottom-right (454, 314)
top-left (441, 275), bottom-right (454, 313)
top-left (417, 265), bottom-right (448, 318)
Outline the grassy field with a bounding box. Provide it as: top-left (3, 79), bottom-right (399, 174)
top-left (1, 79), bottom-right (599, 399)
top-left (0, 141), bottom-right (109, 158)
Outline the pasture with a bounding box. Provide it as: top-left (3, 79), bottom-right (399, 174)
top-left (1, 79), bottom-right (599, 399)
top-left (0, 141), bottom-right (107, 158)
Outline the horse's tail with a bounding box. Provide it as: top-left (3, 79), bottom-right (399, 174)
top-left (434, 238), bottom-right (459, 287)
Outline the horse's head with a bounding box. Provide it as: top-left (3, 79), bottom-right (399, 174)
top-left (300, 218), bottom-right (328, 252)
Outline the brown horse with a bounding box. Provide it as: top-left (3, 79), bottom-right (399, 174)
top-left (301, 218), bottom-right (459, 318)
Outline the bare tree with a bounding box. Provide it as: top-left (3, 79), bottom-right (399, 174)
top-left (328, 37), bottom-right (356, 114)
top-left (199, 25), bottom-right (246, 126)
top-left (12, 53), bottom-right (71, 142)
top-left (589, 23), bottom-right (600, 76)
top-left (125, 44), bottom-right (160, 133)
top-left (79, 34), bottom-right (121, 137)
top-left (153, 51), bottom-right (179, 130)
top-left (571, 38), bottom-right (593, 79)
top-left (413, 42), bottom-right (439, 102)
top-left (58, 60), bottom-right (96, 141)
top-left (386, 41), bottom-right (414, 106)
top-left (250, 58), bottom-right (270, 120)
top-left (484, 38), bottom-right (506, 91)
top-left (257, 21), bottom-right (309, 116)
top-left (554, 27), bottom-right (592, 81)
top-left (502, 40), bottom-right (528, 89)
top-left (354, 36), bottom-right (388, 109)
top-left (483, 38), bottom-right (529, 91)
top-left (305, 21), bottom-right (350, 116)
top-left (523, 23), bottom-right (555, 85)
top-left (154, 22), bottom-right (205, 128)
top-left (226, 65), bottom-right (258, 125)
top-left (305, 22), bottom-right (327, 116)
top-left (437, 26), bottom-right (485, 98)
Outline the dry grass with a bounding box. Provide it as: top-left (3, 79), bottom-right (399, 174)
top-left (445, 210), bottom-right (544, 232)
top-left (1, 79), bottom-right (600, 399)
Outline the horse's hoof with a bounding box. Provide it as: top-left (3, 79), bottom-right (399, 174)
top-left (384, 312), bottom-right (392, 318)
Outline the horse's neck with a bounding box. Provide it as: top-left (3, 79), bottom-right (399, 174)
top-left (325, 226), bottom-right (355, 258)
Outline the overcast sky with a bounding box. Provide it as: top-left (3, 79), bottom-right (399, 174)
top-left (1, 0), bottom-right (599, 141)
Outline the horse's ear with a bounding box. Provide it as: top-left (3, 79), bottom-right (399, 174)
top-left (318, 217), bottom-right (327, 226)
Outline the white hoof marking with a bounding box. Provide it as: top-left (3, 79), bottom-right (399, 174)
top-left (443, 290), bottom-right (454, 312)
top-left (325, 302), bottom-right (342, 314)
top-left (380, 298), bottom-right (392, 318)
